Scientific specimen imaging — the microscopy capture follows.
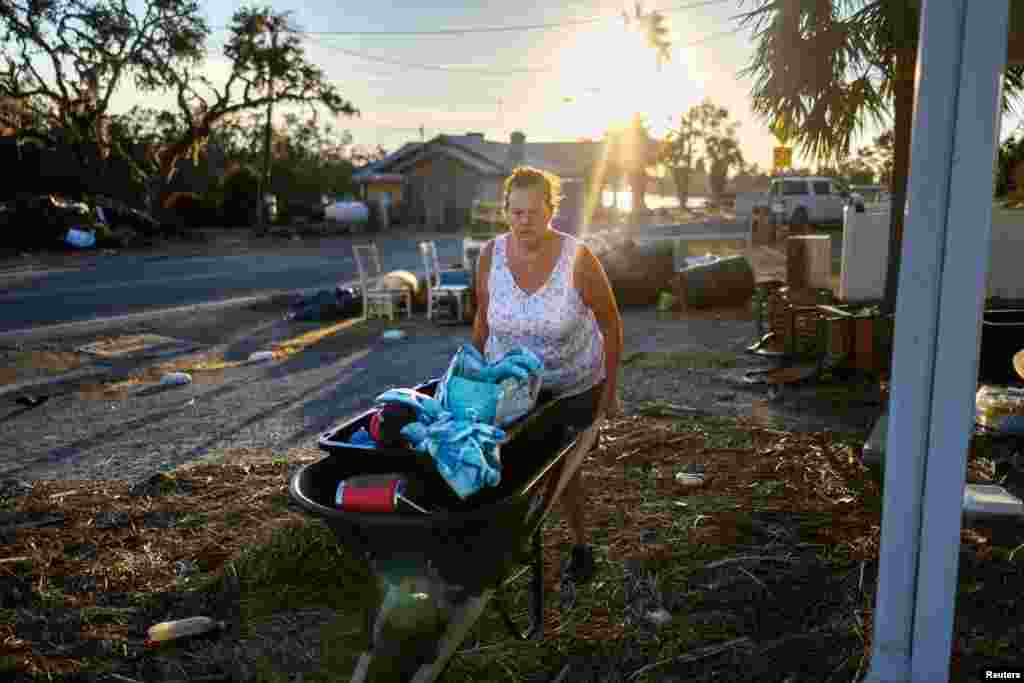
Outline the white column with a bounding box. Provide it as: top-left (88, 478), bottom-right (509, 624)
top-left (864, 1), bottom-right (1009, 682)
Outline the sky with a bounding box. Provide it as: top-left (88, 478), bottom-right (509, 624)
top-left (103, 0), bottom-right (1018, 174)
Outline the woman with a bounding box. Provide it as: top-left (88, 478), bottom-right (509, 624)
top-left (472, 166), bottom-right (623, 586)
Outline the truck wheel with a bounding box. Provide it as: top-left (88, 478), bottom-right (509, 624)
top-left (791, 207), bottom-right (809, 228)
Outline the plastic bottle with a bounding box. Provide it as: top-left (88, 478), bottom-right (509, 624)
top-left (160, 371), bottom-right (193, 386)
top-left (146, 616), bottom-right (224, 645)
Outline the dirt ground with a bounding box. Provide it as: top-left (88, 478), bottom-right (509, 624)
top-left (6, 229), bottom-right (1000, 682)
top-left (1, 410), bottom-right (1019, 682)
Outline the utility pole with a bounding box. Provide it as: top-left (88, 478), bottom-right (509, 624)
top-left (259, 17), bottom-right (278, 233)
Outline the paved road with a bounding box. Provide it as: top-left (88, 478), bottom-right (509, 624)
top-left (0, 235), bottom-right (466, 333)
top-left (0, 221), bottom-right (754, 334)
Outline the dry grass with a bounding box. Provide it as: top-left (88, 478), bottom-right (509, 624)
top-left (2, 413), bottom-right (1020, 682)
top-left (0, 350), bottom-right (90, 387)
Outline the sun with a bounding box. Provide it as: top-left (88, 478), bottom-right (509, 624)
top-left (556, 17), bottom-right (666, 133)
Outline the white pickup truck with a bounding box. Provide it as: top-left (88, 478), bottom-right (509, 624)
top-left (769, 176), bottom-right (849, 226)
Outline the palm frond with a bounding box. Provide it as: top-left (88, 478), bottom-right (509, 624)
top-left (738, 0), bottom-right (898, 164)
top-left (1004, 65), bottom-right (1024, 115)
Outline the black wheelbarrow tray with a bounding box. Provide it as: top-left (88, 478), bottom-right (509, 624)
top-left (288, 378), bottom-right (599, 683)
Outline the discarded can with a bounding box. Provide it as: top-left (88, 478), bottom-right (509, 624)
top-left (335, 474), bottom-right (430, 514)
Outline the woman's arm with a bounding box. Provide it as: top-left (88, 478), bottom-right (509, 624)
top-left (575, 243), bottom-right (623, 417)
top-left (471, 240), bottom-right (495, 354)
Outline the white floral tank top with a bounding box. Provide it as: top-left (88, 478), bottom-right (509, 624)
top-left (485, 231), bottom-right (606, 399)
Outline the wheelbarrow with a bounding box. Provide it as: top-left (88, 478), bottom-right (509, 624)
top-left (288, 378), bottom-right (601, 682)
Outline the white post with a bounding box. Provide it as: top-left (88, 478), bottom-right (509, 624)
top-left (863, 0), bottom-right (1009, 682)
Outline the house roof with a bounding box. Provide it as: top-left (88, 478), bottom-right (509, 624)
top-left (352, 142), bottom-right (423, 180)
top-left (360, 134), bottom-right (606, 181)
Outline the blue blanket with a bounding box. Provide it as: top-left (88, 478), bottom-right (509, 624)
top-left (375, 388), bottom-right (506, 499)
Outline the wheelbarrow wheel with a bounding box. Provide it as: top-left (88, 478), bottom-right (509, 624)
top-left (494, 528), bottom-right (544, 641)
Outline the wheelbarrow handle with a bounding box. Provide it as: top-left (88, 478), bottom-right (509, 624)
top-left (542, 422), bottom-right (602, 521)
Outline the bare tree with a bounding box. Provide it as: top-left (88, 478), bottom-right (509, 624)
top-left (0, 1), bottom-right (357, 213)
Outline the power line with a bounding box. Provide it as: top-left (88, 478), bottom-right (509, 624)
top-left (305, 28), bottom-right (742, 77)
top-left (210, 0), bottom-right (733, 36)
top-left (307, 39), bottom-right (553, 74)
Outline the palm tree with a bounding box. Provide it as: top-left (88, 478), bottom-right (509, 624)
top-left (622, 3), bottom-right (671, 217)
top-left (737, 0), bottom-right (1024, 308)
top-left (706, 135), bottom-right (744, 198)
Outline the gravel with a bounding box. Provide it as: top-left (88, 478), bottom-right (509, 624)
top-left (2, 304), bottom-right (880, 484)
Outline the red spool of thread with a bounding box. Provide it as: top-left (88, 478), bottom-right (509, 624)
top-left (335, 474), bottom-right (402, 513)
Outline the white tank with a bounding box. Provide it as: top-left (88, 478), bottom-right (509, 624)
top-left (325, 201), bottom-right (369, 224)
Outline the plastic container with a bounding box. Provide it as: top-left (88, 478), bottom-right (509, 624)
top-left (962, 484), bottom-right (1024, 519)
top-left (976, 385), bottom-right (1024, 434)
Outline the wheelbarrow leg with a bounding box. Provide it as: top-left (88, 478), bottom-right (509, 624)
top-left (495, 528), bottom-right (545, 641)
top-left (350, 583), bottom-right (403, 683)
top-left (410, 589), bottom-right (495, 683)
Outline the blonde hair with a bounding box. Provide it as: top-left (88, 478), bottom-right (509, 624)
top-left (503, 166), bottom-right (562, 215)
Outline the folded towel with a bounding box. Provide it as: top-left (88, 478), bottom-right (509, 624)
top-left (437, 345), bottom-right (544, 427)
top-left (375, 386), bottom-right (506, 499)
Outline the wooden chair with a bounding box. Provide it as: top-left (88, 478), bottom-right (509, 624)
top-left (420, 240), bottom-right (472, 323)
top-left (353, 243), bottom-right (412, 321)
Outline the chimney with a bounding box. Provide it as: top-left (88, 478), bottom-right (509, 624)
top-left (508, 131), bottom-right (526, 169)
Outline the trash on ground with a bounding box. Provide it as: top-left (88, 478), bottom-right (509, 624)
top-left (288, 286), bottom-right (362, 322)
top-left (248, 351), bottom-right (275, 363)
top-left (160, 371), bottom-right (192, 386)
top-left (14, 395), bottom-right (49, 408)
top-left (381, 329), bottom-right (406, 341)
top-left (644, 607), bottom-right (673, 627)
top-left (962, 484), bottom-right (1024, 520)
top-left (78, 334), bottom-right (195, 359)
top-left (976, 384), bottom-right (1024, 434)
top-left (675, 471), bottom-right (706, 487)
top-left (656, 290), bottom-right (675, 312)
top-left (145, 616), bottom-right (224, 646)
top-left (64, 227), bottom-right (96, 249)
top-left (684, 253), bottom-right (720, 269)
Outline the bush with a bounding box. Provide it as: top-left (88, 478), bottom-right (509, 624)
top-left (94, 222), bottom-right (119, 247)
top-left (163, 192), bottom-right (210, 230)
top-left (220, 165), bottom-right (261, 228)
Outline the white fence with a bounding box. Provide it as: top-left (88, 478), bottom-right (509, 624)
top-left (840, 202), bottom-right (1024, 302)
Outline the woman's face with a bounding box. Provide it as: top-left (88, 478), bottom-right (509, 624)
top-left (507, 185), bottom-right (552, 246)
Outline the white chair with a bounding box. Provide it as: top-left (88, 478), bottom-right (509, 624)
top-left (463, 236), bottom-right (489, 272)
top-left (420, 240), bottom-right (472, 323)
top-left (353, 243), bottom-right (413, 321)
